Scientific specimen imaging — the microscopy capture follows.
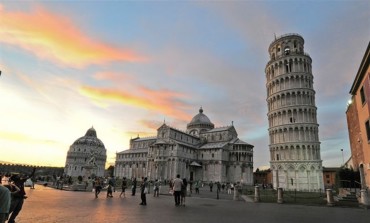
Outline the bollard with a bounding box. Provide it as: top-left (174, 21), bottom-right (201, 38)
top-left (360, 189), bottom-right (369, 208)
top-left (326, 189), bottom-right (335, 206)
top-left (254, 186), bottom-right (260, 202)
top-left (277, 187), bottom-right (283, 204)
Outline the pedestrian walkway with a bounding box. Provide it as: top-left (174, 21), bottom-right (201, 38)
top-left (15, 185), bottom-right (370, 223)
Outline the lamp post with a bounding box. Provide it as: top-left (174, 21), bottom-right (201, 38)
top-left (341, 149), bottom-right (344, 166)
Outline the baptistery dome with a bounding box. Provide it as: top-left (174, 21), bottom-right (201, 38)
top-left (64, 127), bottom-right (107, 178)
top-left (187, 107), bottom-right (214, 136)
top-left (72, 127), bottom-right (105, 148)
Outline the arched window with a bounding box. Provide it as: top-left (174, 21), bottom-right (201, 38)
top-left (284, 47), bottom-right (290, 55)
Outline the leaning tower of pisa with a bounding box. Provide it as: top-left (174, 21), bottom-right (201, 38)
top-left (265, 34), bottom-right (324, 191)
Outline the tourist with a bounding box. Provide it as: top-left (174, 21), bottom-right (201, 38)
top-left (180, 178), bottom-right (187, 206)
top-left (3, 182), bottom-right (20, 212)
top-left (7, 168), bottom-right (35, 223)
top-left (209, 181), bottom-right (213, 192)
top-left (153, 179), bottom-right (160, 197)
top-left (94, 177), bottom-right (102, 198)
top-left (1, 173), bottom-right (10, 185)
top-left (227, 182), bottom-right (231, 194)
top-left (120, 177), bottom-right (127, 198)
top-left (132, 177), bottom-right (137, 196)
top-left (106, 183), bottom-right (113, 198)
top-left (195, 180), bottom-right (200, 194)
top-left (0, 184), bottom-right (11, 223)
top-left (172, 174), bottom-right (183, 206)
top-left (139, 177), bottom-right (148, 205)
top-left (217, 182), bottom-right (221, 193)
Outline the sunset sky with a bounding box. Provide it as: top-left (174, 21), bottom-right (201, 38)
top-left (0, 1), bottom-right (369, 169)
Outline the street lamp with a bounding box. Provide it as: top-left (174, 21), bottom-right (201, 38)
top-left (341, 149), bottom-right (344, 166)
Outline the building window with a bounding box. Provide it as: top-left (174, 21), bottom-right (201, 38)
top-left (365, 120), bottom-right (370, 142)
top-left (284, 47), bottom-right (290, 55)
top-left (212, 153), bottom-right (214, 158)
top-left (326, 174), bottom-right (330, 178)
top-left (360, 86), bottom-right (366, 104)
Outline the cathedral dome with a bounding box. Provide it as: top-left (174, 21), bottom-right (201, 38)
top-left (72, 127), bottom-right (105, 148)
top-left (189, 107), bottom-right (212, 125)
top-left (187, 107), bottom-right (214, 135)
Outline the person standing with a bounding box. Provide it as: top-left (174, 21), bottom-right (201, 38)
top-left (195, 180), bottom-right (200, 194)
top-left (139, 177), bottom-right (148, 205)
top-left (209, 181), bottom-right (213, 192)
top-left (7, 167), bottom-right (35, 223)
top-left (180, 178), bottom-right (187, 206)
top-left (153, 179), bottom-right (160, 197)
top-left (172, 174), bottom-right (183, 206)
top-left (120, 177), bottom-right (127, 198)
top-left (0, 184), bottom-right (11, 223)
top-left (132, 178), bottom-right (137, 196)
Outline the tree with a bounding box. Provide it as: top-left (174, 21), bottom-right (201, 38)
top-left (106, 165), bottom-right (114, 177)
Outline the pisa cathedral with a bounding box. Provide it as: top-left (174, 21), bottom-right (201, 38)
top-left (266, 34), bottom-right (324, 191)
top-left (114, 108), bottom-right (254, 184)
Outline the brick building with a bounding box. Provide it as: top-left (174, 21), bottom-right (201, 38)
top-left (346, 42), bottom-right (370, 189)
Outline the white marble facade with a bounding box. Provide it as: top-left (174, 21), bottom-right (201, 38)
top-left (265, 34), bottom-right (324, 191)
top-left (115, 108), bottom-right (254, 185)
top-left (64, 127), bottom-right (107, 178)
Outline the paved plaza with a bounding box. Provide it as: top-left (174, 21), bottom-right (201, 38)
top-left (14, 185), bottom-right (370, 223)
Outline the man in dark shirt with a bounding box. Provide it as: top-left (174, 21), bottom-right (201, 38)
top-left (8, 168), bottom-right (35, 223)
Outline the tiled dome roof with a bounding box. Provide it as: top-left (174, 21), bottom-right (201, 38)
top-left (72, 127), bottom-right (105, 148)
top-left (189, 107), bottom-right (213, 125)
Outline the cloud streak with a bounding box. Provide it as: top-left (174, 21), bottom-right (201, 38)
top-left (0, 5), bottom-right (146, 68)
top-left (79, 85), bottom-right (192, 121)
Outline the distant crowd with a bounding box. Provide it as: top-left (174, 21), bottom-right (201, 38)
top-left (0, 169), bottom-right (242, 223)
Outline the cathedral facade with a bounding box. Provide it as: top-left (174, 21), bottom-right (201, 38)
top-left (64, 127), bottom-right (107, 178)
top-left (114, 108), bottom-right (254, 184)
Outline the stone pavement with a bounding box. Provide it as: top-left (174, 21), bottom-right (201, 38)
top-left (14, 185), bottom-right (370, 223)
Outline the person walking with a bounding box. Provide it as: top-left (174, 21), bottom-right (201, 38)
top-left (153, 179), bottom-right (160, 197)
top-left (132, 178), bottom-right (137, 196)
top-left (139, 177), bottom-right (148, 205)
top-left (180, 178), bottom-right (188, 206)
top-left (0, 184), bottom-right (11, 223)
top-left (106, 177), bottom-right (114, 198)
top-left (120, 177), bottom-right (127, 198)
top-left (172, 174), bottom-right (183, 206)
top-left (94, 178), bottom-right (102, 198)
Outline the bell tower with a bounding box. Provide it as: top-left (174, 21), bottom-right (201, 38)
top-left (265, 33), bottom-right (324, 191)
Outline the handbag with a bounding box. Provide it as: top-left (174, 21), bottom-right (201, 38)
top-left (144, 187), bottom-right (148, 194)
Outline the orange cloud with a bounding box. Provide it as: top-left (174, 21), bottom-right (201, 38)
top-left (125, 131), bottom-right (156, 138)
top-left (94, 71), bottom-right (133, 83)
top-left (79, 86), bottom-right (192, 121)
top-left (0, 131), bottom-right (58, 145)
top-left (0, 5), bottom-right (146, 68)
top-left (139, 119), bottom-right (164, 130)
